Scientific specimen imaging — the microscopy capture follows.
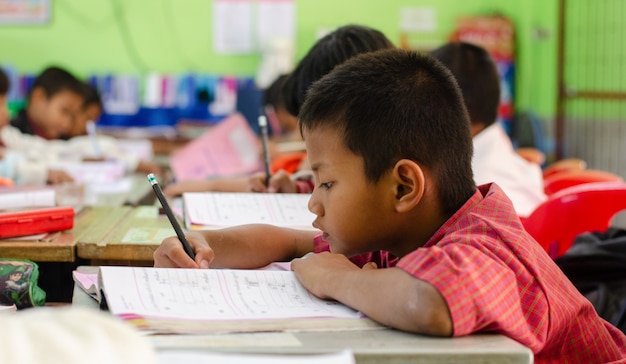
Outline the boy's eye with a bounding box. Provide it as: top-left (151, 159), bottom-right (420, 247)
top-left (319, 182), bottom-right (333, 190)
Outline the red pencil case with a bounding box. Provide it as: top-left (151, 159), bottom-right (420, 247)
top-left (0, 207), bottom-right (75, 239)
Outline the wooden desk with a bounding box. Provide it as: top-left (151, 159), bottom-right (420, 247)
top-left (72, 267), bottom-right (533, 364)
top-left (76, 206), bottom-right (172, 264)
top-left (0, 207), bottom-right (109, 302)
top-left (0, 206), bottom-right (99, 262)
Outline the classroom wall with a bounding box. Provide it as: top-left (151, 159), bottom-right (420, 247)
top-left (0, 0), bottom-right (558, 118)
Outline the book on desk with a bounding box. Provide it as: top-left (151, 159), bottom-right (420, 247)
top-left (182, 192), bottom-right (316, 230)
top-left (0, 186), bottom-right (56, 209)
top-left (94, 266), bottom-right (381, 335)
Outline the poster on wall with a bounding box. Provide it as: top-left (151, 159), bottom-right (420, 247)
top-left (213, 0), bottom-right (295, 55)
top-left (0, 0), bottom-right (50, 24)
top-left (213, 0), bottom-right (254, 54)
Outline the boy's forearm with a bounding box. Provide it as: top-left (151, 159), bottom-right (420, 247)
top-left (327, 267), bottom-right (453, 336)
top-left (201, 225), bottom-right (316, 268)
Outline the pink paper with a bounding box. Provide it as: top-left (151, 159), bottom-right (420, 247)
top-left (170, 113), bottom-right (262, 180)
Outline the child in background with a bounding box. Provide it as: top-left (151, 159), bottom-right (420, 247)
top-left (62, 83), bottom-right (163, 175)
top-left (430, 42), bottom-right (546, 217)
top-left (247, 24), bottom-right (395, 194)
top-left (0, 67), bottom-right (74, 185)
top-left (164, 24), bottom-right (395, 197)
top-left (154, 49), bottom-right (626, 362)
top-left (66, 82), bottom-right (104, 139)
top-left (2, 76), bottom-right (163, 177)
top-left (11, 66), bottom-right (84, 140)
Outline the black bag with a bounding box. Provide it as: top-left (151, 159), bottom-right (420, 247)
top-left (554, 227), bottom-right (626, 333)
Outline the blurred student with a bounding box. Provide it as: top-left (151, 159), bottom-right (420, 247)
top-left (3, 74), bottom-right (162, 177)
top-left (430, 42), bottom-right (546, 217)
top-left (11, 66), bottom-right (83, 140)
top-left (0, 67), bottom-right (74, 185)
top-left (164, 24), bottom-right (394, 197)
top-left (248, 24), bottom-right (395, 194)
top-left (66, 82), bottom-right (104, 138)
top-left (62, 83), bottom-right (163, 175)
top-left (154, 49), bottom-right (626, 363)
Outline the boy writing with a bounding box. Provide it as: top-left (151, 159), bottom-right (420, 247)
top-left (154, 49), bottom-right (626, 362)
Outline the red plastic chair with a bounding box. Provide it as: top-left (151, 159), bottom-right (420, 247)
top-left (521, 181), bottom-right (626, 258)
top-left (543, 169), bottom-right (623, 196)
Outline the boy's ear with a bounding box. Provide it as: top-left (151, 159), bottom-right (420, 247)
top-left (391, 159), bottom-right (425, 213)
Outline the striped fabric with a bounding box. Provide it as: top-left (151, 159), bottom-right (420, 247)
top-left (314, 183), bottom-right (626, 363)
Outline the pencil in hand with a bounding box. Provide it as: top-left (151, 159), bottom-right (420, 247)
top-left (147, 173), bottom-right (195, 260)
top-left (258, 115), bottom-right (272, 187)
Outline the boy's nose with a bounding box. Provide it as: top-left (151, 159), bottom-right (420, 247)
top-left (308, 190), bottom-right (323, 217)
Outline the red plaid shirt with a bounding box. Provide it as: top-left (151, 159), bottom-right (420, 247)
top-left (314, 183), bottom-right (626, 363)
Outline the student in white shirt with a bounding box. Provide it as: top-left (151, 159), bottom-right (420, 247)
top-left (430, 42), bottom-right (546, 217)
top-left (1, 81), bottom-right (163, 179)
top-left (0, 67), bottom-right (74, 185)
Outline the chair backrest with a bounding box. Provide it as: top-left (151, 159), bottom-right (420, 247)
top-left (522, 181), bottom-right (626, 258)
top-left (543, 169), bottom-right (623, 195)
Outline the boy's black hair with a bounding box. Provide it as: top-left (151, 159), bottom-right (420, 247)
top-left (430, 42), bottom-right (501, 128)
top-left (28, 66), bottom-right (84, 101)
top-left (82, 83), bottom-right (103, 110)
top-left (299, 49), bottom-right (476, 215)
top-left (264, 74), bottom-right (289, 109)
top-left (282, 24), bottom-right (394, 116)
top-left (0, 67), bottom-right (8, 95)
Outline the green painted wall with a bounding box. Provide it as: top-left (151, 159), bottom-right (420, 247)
top-left (0, 0), bottom-right (559, 118)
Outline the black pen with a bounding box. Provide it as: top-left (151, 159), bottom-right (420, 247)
top-left (147, 173), bottom-right (195, 260)
top-left (258, 115), bottom-right (271, 187)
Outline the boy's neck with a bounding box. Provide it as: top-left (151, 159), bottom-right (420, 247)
top-left (390, 190), bottom-right (451, 257)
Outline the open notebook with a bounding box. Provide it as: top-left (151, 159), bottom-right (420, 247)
top-left (183, 192), bottom-right (317, 230)
top-left (97, 266), bottom-right (380, 335)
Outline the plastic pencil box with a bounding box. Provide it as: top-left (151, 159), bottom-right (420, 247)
top-left (0, 207), bottom-right (75, 239)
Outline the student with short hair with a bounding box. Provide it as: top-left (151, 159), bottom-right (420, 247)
top-left (154, 49), bottom-right (626, 363)
top-left (248, 24), bottom-right (395, 194)
top-left (0, 67), bottom-right (74, 185)
top-left (11, 66), bottom-right (84, 140)
top-left (430, 42), bottom-right (546, 217)
top-left (2, 76), bottom-right (163, 177)
top-left (66, 82), bottom-right (104, 139)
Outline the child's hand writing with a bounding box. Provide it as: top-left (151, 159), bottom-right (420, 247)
top-left (249, 170), bottom-right (297, 193)
top-left (153, 231), bottom-right (215, 269)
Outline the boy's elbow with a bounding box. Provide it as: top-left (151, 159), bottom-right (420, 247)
top-left (401, 280), bottom-right (453, 336)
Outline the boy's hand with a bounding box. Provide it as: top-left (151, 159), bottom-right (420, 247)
top-left (291, 252), bottom-right (369, 300)
top-left (153, 232), bottom-right (215, 269)
top-left (249, 170), bottom-right (297, 193)
top-left (47, 169), bottom-right (75, 185)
